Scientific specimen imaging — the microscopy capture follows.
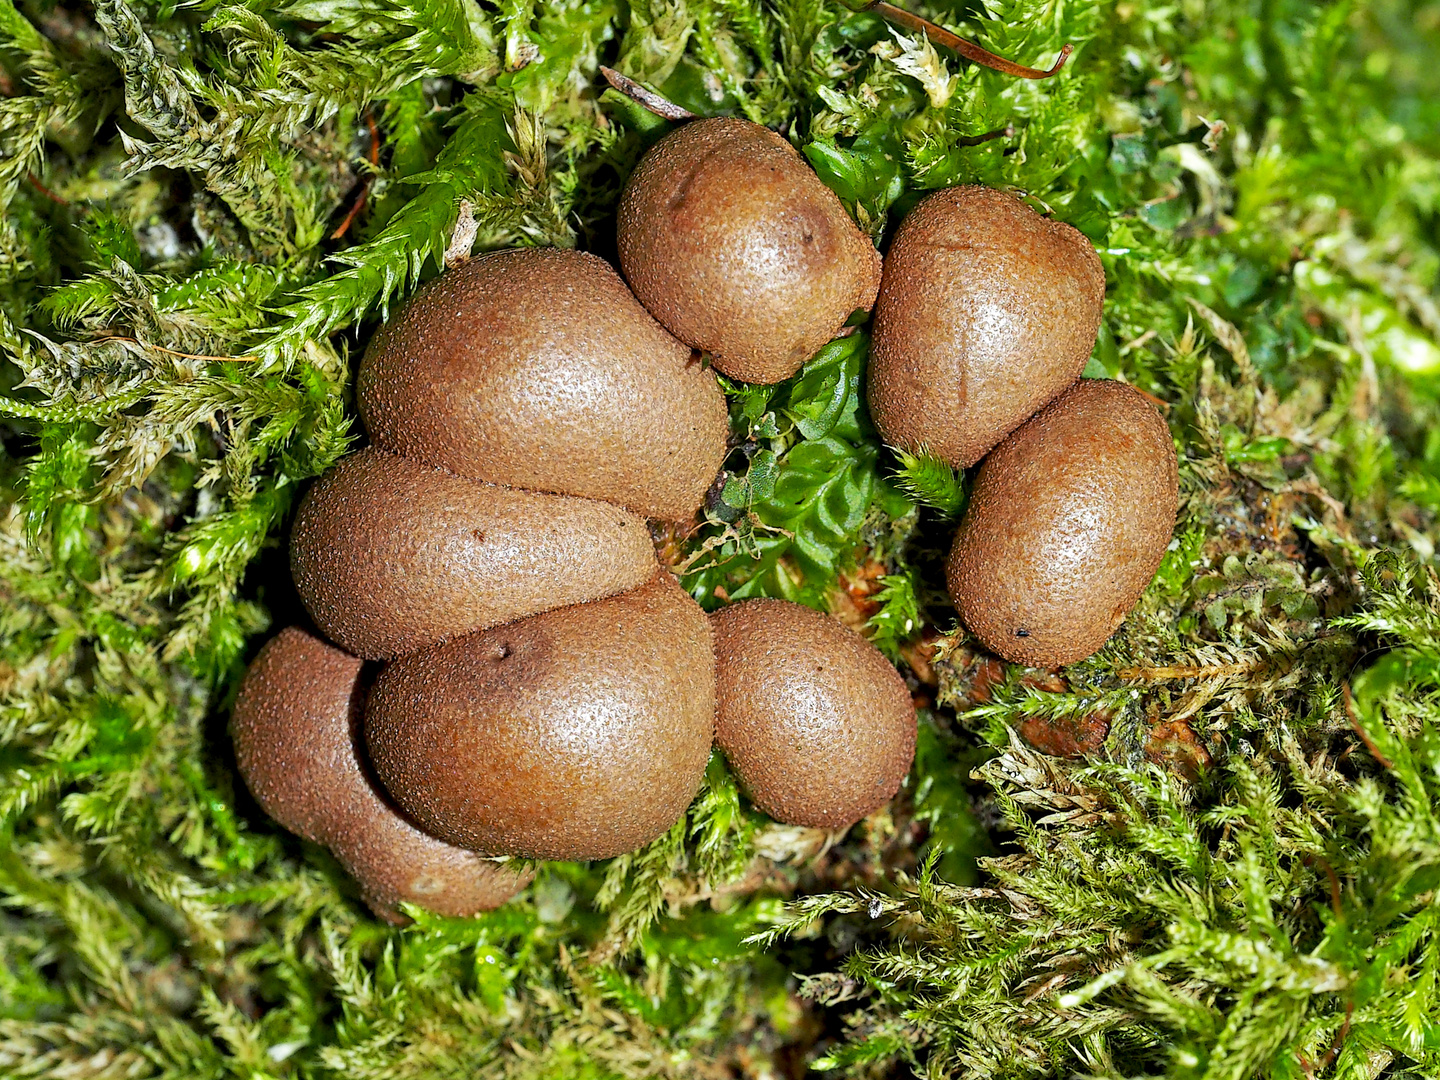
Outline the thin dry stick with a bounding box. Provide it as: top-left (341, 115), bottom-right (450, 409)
top-left (1129, 385), bottom-right (1173, 411)
top-left (599, 67), bottom-right (696, 121)
top-left (1319, 857), bottom-right (1343, 919)
top-left (1342, 683), bottom-right (1393, 769)
top-left (862, 0), bottom-right (1072, 79)
top-left (1317, 1000), bottom-right (1355, 1071)
top-left (28, 173), bottom-right (69, 205)
top-left (955, 124), bottom-right (1014, 146)
top-left (332, 110), bottom-right (382, 240)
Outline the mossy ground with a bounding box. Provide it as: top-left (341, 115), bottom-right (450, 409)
top-left (2, 0), bottom-right (1440, 1076)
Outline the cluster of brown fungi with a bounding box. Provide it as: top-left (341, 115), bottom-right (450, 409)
top-left (233, 29), bottom-right (1176, 921)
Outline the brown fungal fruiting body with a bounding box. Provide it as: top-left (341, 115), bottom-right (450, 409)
top-left (946, 379), bottom-right (1179, 667)
top-left (617, 118), bottom-right (882, 385)
top-left (869, 185), bottom-right (1106, 468)
top-left (710, 599), bottom-right (917, 829)
top-left (231, 627), bottom-right (532, 923)
top-left (357, 248), bottom-right (728, 521)
top-left (364, 572), bottom-right (715, 861)
top-left (290, 447), bottom-right (656, 659)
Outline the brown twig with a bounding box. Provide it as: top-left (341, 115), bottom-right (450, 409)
top-left (331, 111), bottom-right (381, 240)
top-left (28, 173), bottom-right (69, 205)
top-left (1130, 385), bottom-right (1172, 411)
top-left (599, 66), bottom-right (697, 121)
top-left (1303, 855), bottom-right (1344, 919)
top-left (954, 124), bottom-right (1014, 146)
top-left (862, 1), bottom-right (1072, 79)
top-left (1319, 1000), bottom-right (1355, 1071)
top-left (1342, 683), bottom-right (1393, 769)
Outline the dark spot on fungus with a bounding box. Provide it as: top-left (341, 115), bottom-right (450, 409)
top-left (946, 380), bottom-right (1179, 668)
top-left (289, 448), bottom-right (657, 659)
top-left (364, 574), bottom-right (716, 861)
top-left (232, 627), bottom-right (533, 923)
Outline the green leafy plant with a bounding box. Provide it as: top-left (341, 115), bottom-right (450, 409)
top-left (682, 332), bottom-right (913, 608)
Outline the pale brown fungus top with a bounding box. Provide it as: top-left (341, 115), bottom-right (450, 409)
top-left (357, 248), bottom-right (728, 522)
top-left (618, 118), bottom-right (882, 385)
top-left (870, 186), bottom-right (1106, 468)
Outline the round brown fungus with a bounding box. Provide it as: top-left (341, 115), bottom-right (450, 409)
top-left (364, 573), bottom-right (716, 862)
top-left (290, 447), bottom-right (656, 660)
top-left (945, 379), bottom-right (1179, 668)
top-left (231, 627), bottom-right (533, 923)
top-left (710, 598), bottom-right (917, 830)
top-left (618, 118), bottom-right (882, 385)
top-left (869, 185), bottom-right (1106, 468)
top-left (357, 248), bottom-right (728, 521)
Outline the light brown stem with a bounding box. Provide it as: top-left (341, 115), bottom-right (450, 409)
top-left (93, 335), bottom-right (256, 363)
top-left (1343, 683), bottom-right (1393, 769)
top-left (1117, 662), bottom-right (1256, 681)
top-left (864, 1), bottom-right (1072, 80)
top-left (955, 124), bottom-right (1013, 146)
top-left (332, 111), bottom-right (381, 240)
top-left (28, 173), bottom-right (69, 205)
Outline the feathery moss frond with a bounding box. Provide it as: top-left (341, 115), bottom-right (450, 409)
top-left (889, 445), bottom-right (966, 516)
